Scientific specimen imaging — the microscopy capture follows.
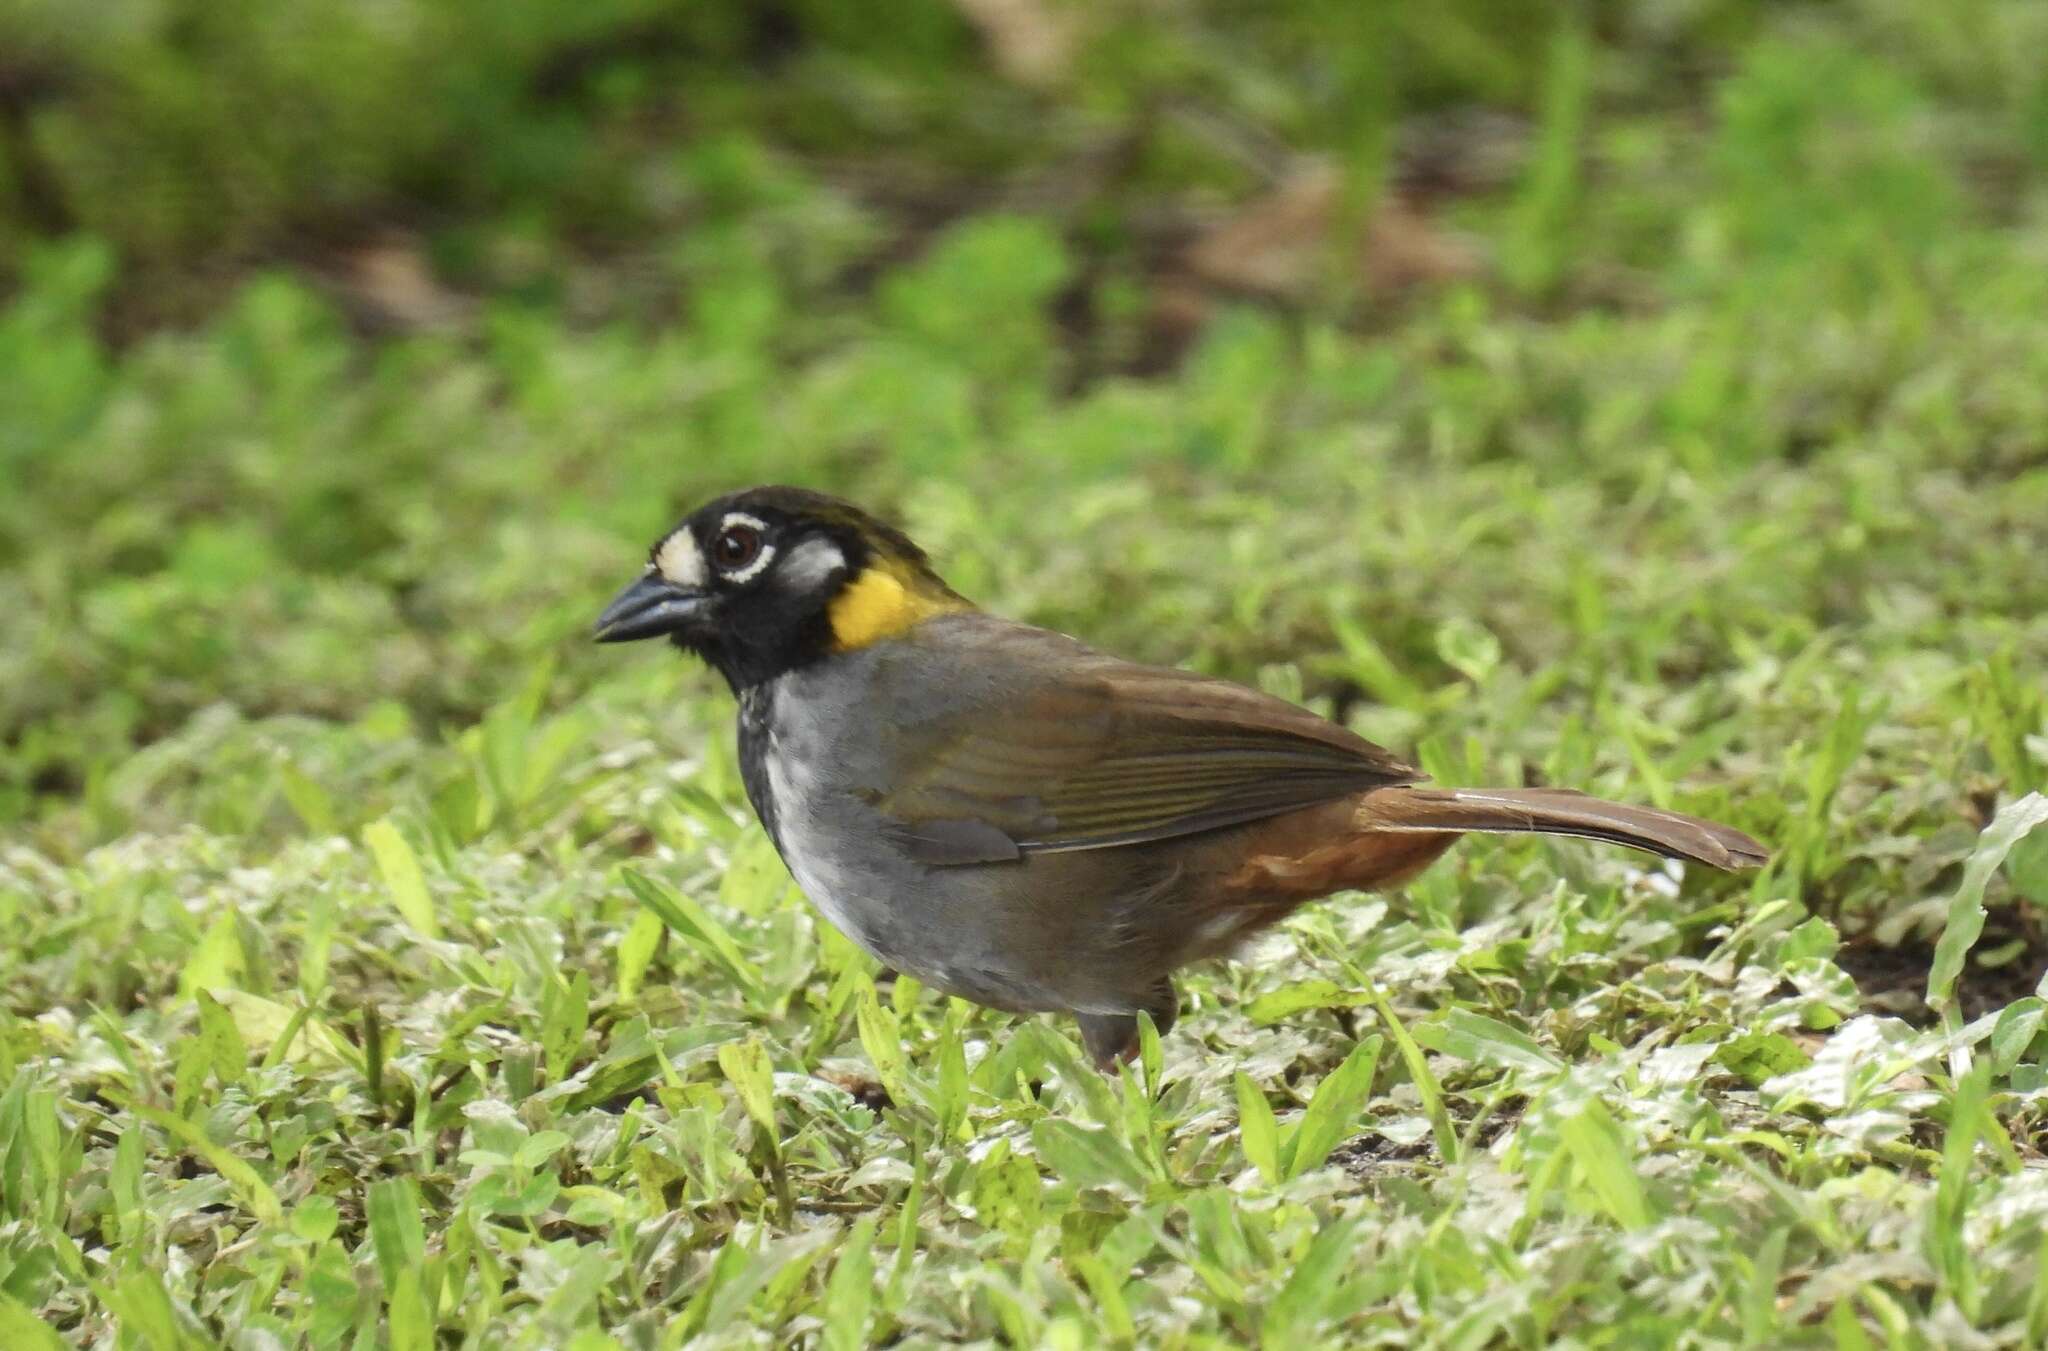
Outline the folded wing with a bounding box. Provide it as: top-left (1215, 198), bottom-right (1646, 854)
top-left (878, 659), bottom-right (1422, 865)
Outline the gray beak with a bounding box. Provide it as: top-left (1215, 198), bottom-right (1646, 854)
top-left (593, 572), bottom-right (709, 643)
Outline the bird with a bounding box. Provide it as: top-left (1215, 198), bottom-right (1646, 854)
top-left (595, 486), bottom-right (1767, 1070)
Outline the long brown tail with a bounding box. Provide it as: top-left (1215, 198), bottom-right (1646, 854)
top-left (1357, 786), bottom-right (1767, 871)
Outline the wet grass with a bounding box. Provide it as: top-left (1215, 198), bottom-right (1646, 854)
top-left (5, 3), bottom-right (2048, 1344)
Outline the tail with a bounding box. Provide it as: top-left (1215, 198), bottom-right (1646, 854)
top-left (1358, 786), bottom-right (1767, 871)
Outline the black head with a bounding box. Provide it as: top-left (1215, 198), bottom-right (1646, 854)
top-left (593, 486), bottom-right (968, 690)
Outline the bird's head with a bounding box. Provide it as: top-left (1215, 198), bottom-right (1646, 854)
top-left (593, 486), bottom-right (969, 689)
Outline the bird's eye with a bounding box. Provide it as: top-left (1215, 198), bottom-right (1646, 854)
top-left (712, 523), bottom-right (764, 572)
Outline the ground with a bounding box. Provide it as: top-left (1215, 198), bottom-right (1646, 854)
top-left (4, 1), bottom-right (2048, 1345)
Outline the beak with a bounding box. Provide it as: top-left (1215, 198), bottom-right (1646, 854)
top-left (593, 572), bottom-right (709, 643)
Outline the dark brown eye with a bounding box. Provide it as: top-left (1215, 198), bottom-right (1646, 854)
top-left (712, 523), bottom-right (763, 572)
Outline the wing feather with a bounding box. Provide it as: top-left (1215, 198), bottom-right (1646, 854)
top-left (878, 653), bottom-right (1420, 864)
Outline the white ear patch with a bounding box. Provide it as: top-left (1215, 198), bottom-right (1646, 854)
top-left (654, 531), bottom-right (706, 588)
top-left (778, 537), bottom-right (848, 592)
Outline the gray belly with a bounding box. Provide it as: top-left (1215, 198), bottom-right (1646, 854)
top-left (742, 667), bottom-right (1057, 1010)
top-left (764, 750), bottom-right (1075, 1011)
top-left (740, 651), bottom-right (1202, 1017)
top-left (772, 775), bottom-right (1206, 1014)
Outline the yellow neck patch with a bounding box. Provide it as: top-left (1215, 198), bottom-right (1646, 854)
top-left (828, 565), bottom-right (969, 651)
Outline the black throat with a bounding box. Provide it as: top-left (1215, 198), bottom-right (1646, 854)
top-left (672, 606), bottom-right (837, 696)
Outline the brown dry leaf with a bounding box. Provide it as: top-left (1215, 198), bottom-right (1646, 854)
top-left (814, 1066), bottom-right (894, 1111)
top-left (1180, 160), bottom-right (1478, 303)
top-left (341, 233), bottom-right (468, 332)
top-left (952, 0), bottom-right (1083, 89)
top-left (1361, 193), bottom-right (1480, 294)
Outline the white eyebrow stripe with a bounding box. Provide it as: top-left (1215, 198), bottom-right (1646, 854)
top-left (654, 531), bottom-right (706, 587)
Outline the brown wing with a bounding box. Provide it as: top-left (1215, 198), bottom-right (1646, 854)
top-left (877, 658), bottom-right (1422, 866)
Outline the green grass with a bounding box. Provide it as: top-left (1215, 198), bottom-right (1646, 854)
top-left (6, 3), bottom-right (2048, 1346)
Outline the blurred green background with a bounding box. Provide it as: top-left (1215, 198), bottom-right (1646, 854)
top-left (6, 1), bottom-right (2048, 1341)
top-left (6, 0), bottom-right (2044, 863)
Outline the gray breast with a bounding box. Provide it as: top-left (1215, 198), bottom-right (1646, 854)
top-left (742, 657), bottom-right (910, 963)
top-left (732, 620), bottom-right (1183, 1017)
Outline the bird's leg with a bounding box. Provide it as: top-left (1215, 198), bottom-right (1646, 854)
top-left (1076, 978), bottom-right (1179, 1073)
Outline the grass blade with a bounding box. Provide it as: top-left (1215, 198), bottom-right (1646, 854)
top-left (1928, 793), bottom-right (2048, 1019)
